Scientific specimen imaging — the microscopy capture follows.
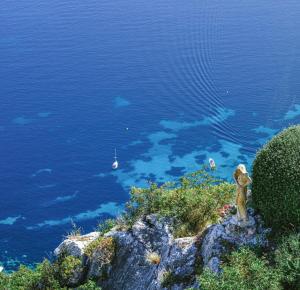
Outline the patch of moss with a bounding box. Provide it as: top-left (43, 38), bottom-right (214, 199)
top-left (161, 270), bottom-right (194, 288)
top-left (161, 271), bottom-right (177, 288)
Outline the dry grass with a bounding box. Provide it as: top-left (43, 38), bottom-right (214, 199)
top-left (67, 235), bottom-right (93, 242)
top-left (145, 251), bottom-right (161, 265)
top-left (64, 220), bottom-right (82, 240)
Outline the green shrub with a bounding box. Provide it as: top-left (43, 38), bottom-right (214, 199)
top-left (126, 169), bottom-right (235, 237)
top-left (0, 266), bottom-right (36, 290)
top-left (0, 272), bottom-right (9, 289)
top-left (161, 271), bottom-right (180, 288)
top-left (252, 125), bottom-right (300, 233)
top-left (32, 259), bottom-right (62, 289)
top-left (77, 280), bottom-right (101, 289)
top-left (160, 270), bottom-right (193, 288)
top-left (0, 262), bottom-right (102, 289)
top-left (0, 240), bottom-right (113, 289)
top-left (56, 255), bottom-right (82, 286)
top-left (0, 260), bottom-right (63, 290)
top-left (275, 233), bottom-right (300, 289)
top-left (200, 248), bottom-right (282, 290)
top-left (97, 219), bottom-right (116, 235)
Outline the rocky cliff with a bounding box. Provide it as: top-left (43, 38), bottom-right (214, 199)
top-left (54, 208), bottom-right (269, 290)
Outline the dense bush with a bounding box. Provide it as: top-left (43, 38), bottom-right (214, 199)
top-left (199, 234), bottom-right (300, 290)
top-left (125, 169), bottom-right (235, 237)
top-left (0, 260), bottom-right (62, 290)
top-left (200, 248), bottom-right (282, 290)
top-left (55, 255), bottom-right (83, 286)
top-left (0, 258), bottom-right (101, 290)
top-left (252, 125), bottom-right (300, 232)
top-left (77, 280), bottom-right (100, 289)
top-left (275, 233), bottom-right (300, 290)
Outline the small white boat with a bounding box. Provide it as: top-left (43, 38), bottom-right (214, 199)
top-left (112, 148), bottom-right (119, 170)
top-left (0, 266), bottom-right (3, 272)
top-left (112, 160), bottom-right (118, 170)
top-left (209, 158), bottom-right (216, 170)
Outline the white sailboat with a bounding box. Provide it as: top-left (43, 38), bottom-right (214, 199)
top-left (209, 158), bottom-right (216, 170)
top-left (112, 148), bottom-right (119, 170)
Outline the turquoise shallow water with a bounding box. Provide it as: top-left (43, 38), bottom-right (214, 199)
top-left (0, 0), bottom-right (300, 270)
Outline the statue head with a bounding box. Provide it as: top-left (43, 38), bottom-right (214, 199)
top-left (233, 164), bottom-right (252, 187)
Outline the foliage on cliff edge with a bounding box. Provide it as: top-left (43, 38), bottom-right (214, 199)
top-left (125, 168), bottom-right (235, 237)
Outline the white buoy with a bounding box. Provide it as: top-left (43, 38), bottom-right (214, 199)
top-left (209, 158), bottom-right (216, 170)
top-left (0, 266), bottom-right (3, 272)
top-left (112, 148), bottom-right (119, 170)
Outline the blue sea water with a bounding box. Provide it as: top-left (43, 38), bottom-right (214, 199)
top-left (1, 0), bottom-right (300, 270)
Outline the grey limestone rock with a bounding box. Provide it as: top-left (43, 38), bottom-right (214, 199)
top-left (53, 210), bottom-right (270, 289)
top-left (201, 208), bottom-right (270, 274)
top-left (101, 214), bottom-right (198, 290)
top-left (54, 215), bottom-right (199, 290)
top-left (54, 232), bottom-right (100, 258)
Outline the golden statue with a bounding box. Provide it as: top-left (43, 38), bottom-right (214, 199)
top-left (233, 164), bottom-right (252, 222)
